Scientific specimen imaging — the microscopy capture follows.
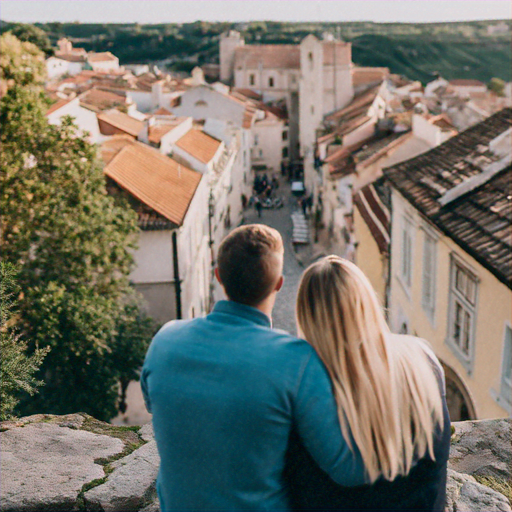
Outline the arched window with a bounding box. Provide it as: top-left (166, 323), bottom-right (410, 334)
top-left (268, 76), bottom-right (274, 88)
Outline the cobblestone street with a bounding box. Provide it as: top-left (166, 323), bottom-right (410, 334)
top-left (243, 182), bottom-right (308, 336)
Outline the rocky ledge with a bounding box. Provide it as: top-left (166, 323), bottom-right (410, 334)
top-left (0, 414), bottom-right (510, 511)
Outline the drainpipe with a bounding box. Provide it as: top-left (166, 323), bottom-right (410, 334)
top-left (384, 188), bottom-right (392, 321)
top-left (172, 230), bottom-right (182, 319)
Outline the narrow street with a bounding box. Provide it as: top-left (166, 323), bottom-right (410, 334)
top-left (243, 183), bottom-right (308, 336)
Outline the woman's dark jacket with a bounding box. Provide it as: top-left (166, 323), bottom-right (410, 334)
top-left (284, 366), bottom-right (451, 512)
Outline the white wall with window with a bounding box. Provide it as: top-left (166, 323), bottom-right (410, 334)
top-left (446, 255), bottom-right (479, 372)
top-left (388, 188), bottom-right (512, 419)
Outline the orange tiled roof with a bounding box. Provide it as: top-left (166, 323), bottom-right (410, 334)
top-left (235, 45), bottom-right (300, 70)
top-left (448, 79), bottom-right (486, 87)
top-left (352, 67), bottom-right (390, 87)
top-left (147, 119), bottom-right (188, 144)
top-left (102, 137), bottom-right (202, 226)
top-left (153, 107), bottom-right (173, 115)
top-left (55, 52), bottom-right (87, 63)
top-left (88, 52), bottom-right (118, 63)
top-left (46, 97), bottom-right (75, 115)
top-left (79, 88), bottom-right (128, 112)
top-left (97, 110), bottom-right (143, 137)
top-left (175, 129), bottom-right (222, 164)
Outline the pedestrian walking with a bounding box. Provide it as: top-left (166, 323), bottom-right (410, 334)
top-left (255, 196), bottom-right (262, 218)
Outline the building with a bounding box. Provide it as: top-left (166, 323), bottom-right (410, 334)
top-left (97, 109), bottom-right (144, 138)
top-left (46, 96), bottom-right (100, 143)
top-left (220, 31), bottom-right (357, 173)
top-left (101, 137), bottom-right (209, 323)
top-left (383, 108), bottom-right (512, 420)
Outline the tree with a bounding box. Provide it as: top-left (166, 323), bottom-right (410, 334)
top-left (10, 23), bottom-right (53, 56)
top-left (0, 33), bottom-right (46, 90)
top-left (0, 263), bottom-right (49, 421)
top-left (488, 77), bottom-right (505, 97)
top-left (0, 35), bottom-right (150, 421)
top-left (111, 297), bottom-right (156, 414)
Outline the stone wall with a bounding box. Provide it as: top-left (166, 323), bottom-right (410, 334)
top-left (1, 414), bottom-right (510, 511)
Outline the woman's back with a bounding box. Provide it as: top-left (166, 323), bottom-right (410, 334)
top-left (284, 342), bottom-right (451, 511)
top-left (291, 257), bottom-right (451, 511)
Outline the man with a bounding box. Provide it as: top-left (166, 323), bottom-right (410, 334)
top-left (141, 225), bottom-right (365, 511)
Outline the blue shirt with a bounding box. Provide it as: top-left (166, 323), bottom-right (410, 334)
top-left (141, 300), bottom-right (366, 511)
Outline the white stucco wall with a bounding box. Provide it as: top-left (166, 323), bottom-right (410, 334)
top-left (251, 117), bottom-right (286, 175)
top-left (172, 86), bottom-right (246, 126)
top-left (89, 58), bottom-right (120, 73)
top-left (46, 57), bottom-right (70, 80)
top-left (47, 98), bottom-right (100, 143)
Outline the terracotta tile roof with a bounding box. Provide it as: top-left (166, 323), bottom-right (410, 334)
top-left (354, 131), bottom-right (412, 166)
top-left (88, 52), bottom-right (118, 63)
top-left (354, 181), bottom-right (391, 254)
top-left (318, 114), bottom-right (373, 145)
top-left (153, 107), bottom-right (173, 115)
top-left (352, 67), bottom-right (390, 87)
top-left (102, 137), bottom-right (202, 227)
top-left (55, 52), bottom-right (87, 63)
top-left (384, 108), bottom-right (512, 288)
top-left (97, 110), bottom-right (143, 137)
top-left (235, 45), bottom-right (300, 70)
top-left (232, 88), bottom-right (263, 101)
top-left (79, 88), bottom-right (128, 112)
top-left (147, 120), bottom-right (187, 144)
top-left (175, 129), bottom-right (222, 164)
top-left (325, 85), bottom-right (380, 122)
top-left (46, 97), bottom-right (75, 115)
top-left (448, 79), bottom-right (486, 87)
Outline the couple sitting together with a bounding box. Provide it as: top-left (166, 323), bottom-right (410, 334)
top-left (141, 224), bottom-right (450, 512)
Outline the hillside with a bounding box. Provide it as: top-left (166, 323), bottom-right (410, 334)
top-left (1, 19), bottom-right (510, 83)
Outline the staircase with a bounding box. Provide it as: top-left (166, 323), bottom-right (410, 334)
top-left (292, 211), bottom-right (310, 244)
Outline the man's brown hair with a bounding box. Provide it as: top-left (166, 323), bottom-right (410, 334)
top-left (217, 224), bottom-right (284, 307)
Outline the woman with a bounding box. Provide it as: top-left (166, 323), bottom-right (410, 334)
top-left (285, 256), bottom-right (451, 511)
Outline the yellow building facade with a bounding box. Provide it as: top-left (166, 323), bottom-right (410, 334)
top-left (389, 189), bottom-right (511, 420)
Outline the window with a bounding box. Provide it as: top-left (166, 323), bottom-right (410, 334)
top-left (400, 215), bottom-right (413, 290)
top-left (259, 149), bottom-right (263, 158)
top-left (249, 74), bottom-right (255, 86)
top-left (282, 130), bottom-right (288, 141)
top-left (268, 76), bottom-right (274, 88)
top-left (500, 325), bottom-right (512, 406)
top-left (422, 231), bottom-right (437, 321)
top-left (194, 100), bottom-right (207, 107)
top-left (253, 134), bottom-right (258, 146)
top-left (447, 257), bottom-right (478, 368)
top-left (282, 146), bottom-right (288, 159)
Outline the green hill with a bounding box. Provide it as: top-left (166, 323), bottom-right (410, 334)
top-left (1, 20), bottom-right (510, 83)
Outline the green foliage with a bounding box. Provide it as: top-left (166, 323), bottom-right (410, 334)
top-left (0, 263), bottom-right (49, 421)
top-left (110, 297), bottom-right (156, 414)
top-left (488, 77), bottom-right (506, 96)
top-left (9, 23), bottom-right (53, 55)
top-left (0, 35), bottom-right (151, 422)
top-left (0, 32), bottom-right (46, 87)
top-left (20, 19), bottom-right (510, 82)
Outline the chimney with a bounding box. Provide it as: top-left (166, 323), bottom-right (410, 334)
top-left (151, 80), bottom-right (164, 109)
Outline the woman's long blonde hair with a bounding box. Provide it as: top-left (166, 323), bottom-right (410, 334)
top-left (296, 256), bottom-right (444, 483)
